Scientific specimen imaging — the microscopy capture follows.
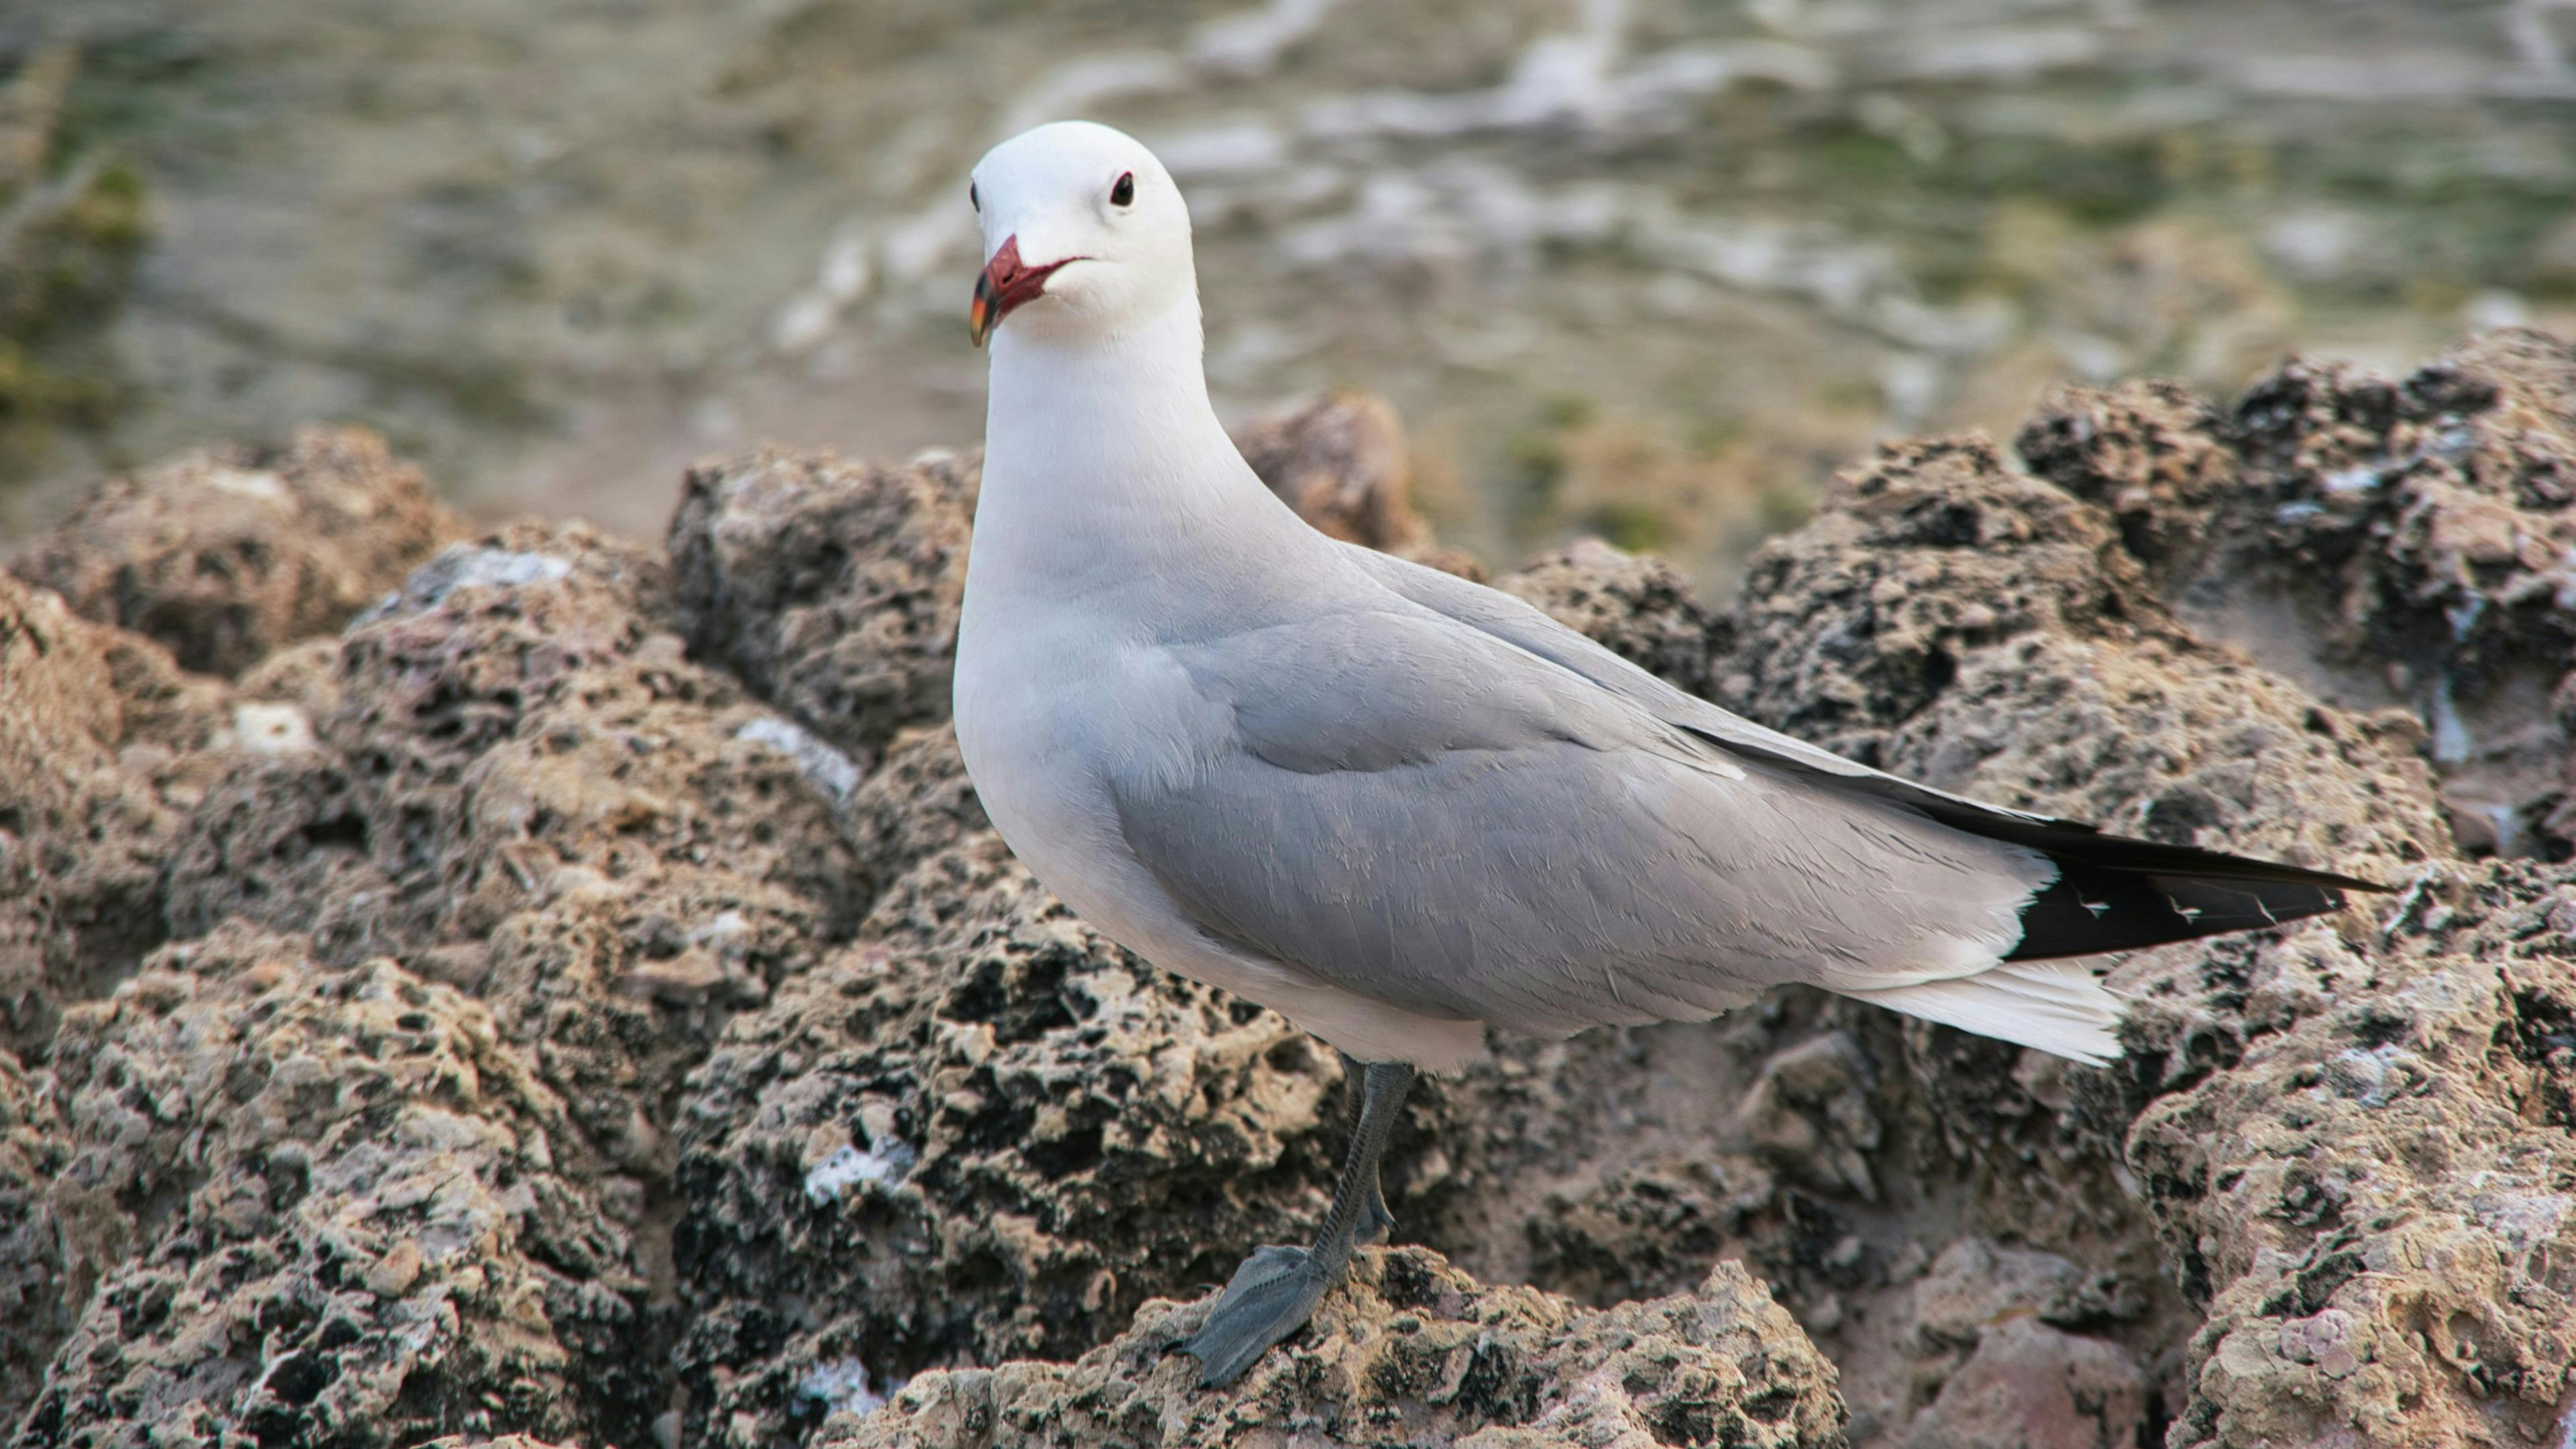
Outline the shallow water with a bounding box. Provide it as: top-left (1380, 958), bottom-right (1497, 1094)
top-left (11, 0), bottom-right (2576, 584)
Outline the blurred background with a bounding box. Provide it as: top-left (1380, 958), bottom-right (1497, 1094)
top-left (3, 0), bottom-right (2573, 589)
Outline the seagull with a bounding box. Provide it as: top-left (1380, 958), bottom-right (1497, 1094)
top-left (951, 119), bottom-right (2379, 1388)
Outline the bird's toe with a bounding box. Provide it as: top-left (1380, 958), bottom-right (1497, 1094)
top-left (1178, 1244), bottom-right (1337, 1388)
top-left (1355, 1184), bottom-right (1395, 1247)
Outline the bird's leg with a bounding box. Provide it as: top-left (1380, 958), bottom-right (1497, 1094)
top-left (1180, 1057), bottom-right (1415, 1388)
top-left (1338, 1051), bottom-right (1397, 1246)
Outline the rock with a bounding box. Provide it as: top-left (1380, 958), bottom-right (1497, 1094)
top-left (2013, 377), bottom-right (2237, 575)
top-left (1725, 344), bottom-right (2576, 1446)
top-left (91, 625), bottom-right (234, 753)
top-left (667, 447), bottom-right (978, 769)
top-left (2018, 329), bottom-right (2576, 859)
top-left (1909, 1238), bottom-right (2088, 1350)
top-left (13, 352), bottom-right (2576, 1449)
top-left (839, 726), bottom-right (989, 884)
top-left (20, 925), bottom-right (657, 1448)
top-left (833, 1249), bottom-right (1844, 1449)
top-left (1521, 1151), bottom-right (1785, 1309)
top-left (1902, 1317), bottom-right (2149, 1449)
top-left (1393, 996), bottom-right (1900, 1395)
top-left (274, 517), bottom-right (861, 1173)
top-left (7, 426), bottom-right (464, 676)
top-left (0, 1046), bottom-right (71, 1430)
top-left (1733, 1031), bottom-right (1882, 1201)
top-left (158, 745), bottom-right (398, 959)
top-left (0, 573), bottom-right (186, 1057)
top-left (236, 636), bottom-right (345, 721)
top-left (5, 489), bottom-right (893, 1440)
top-left (0, 579), bottom-right (121, 1014)
top-left (1499, 537), bottom-right (1726, 699)
top-left (669, 833), bottom-right (1352, 1445)
top-left (2135, 863), bottom-right (2576, 1449)
top-left (1232, 390), bottom-right (1429, 552)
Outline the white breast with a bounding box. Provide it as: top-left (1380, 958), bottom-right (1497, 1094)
top-left (956, 601), bottom-right (1284, 989)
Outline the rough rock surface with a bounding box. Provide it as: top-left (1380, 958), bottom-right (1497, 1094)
top-left (2019, 328), bottom-right (2576, 861)
top-left (3, 441), bottom-right (879, 1442)
top-left (669, 827), bottom-right (1352, 1444)
top-left (2133, 864), bottom-right (2576, 1449)
top-left (1501, 536), bottom-right (1727, 700)
top-left (0, 572), bottom-right (212, 1060)
top-left (11, 335), bottom-right (2576, 1449)
top-left (836, 1250), bottom-right (1841, 1449)
top-left (1902, 1316), bottom-right (2149, 1449)
top-left (0, 1049), bottom-right (70, 1430)
top-left (20, 925), bottom-right (656, 1448)
top-left (7, 426), bottom-right (464, 676)
top-left (667, 447), bottom-right (979, 771)
top-left (1707, 334), bottom-right (2576, 1448)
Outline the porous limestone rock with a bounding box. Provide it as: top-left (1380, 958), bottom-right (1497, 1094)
top-left (1720, 341), bottom-right (2576, 1446)
top-left (0, 572), bottom-right (201, 1059)
top-left (2131, 864), bottom-right (2576, 1449)
top-left (14, 337), bottom-right (2576, 1449)
top-left (0, 1048), bottom-right (70, 1430)
top-left (19, 926), bottom-right (656, 1448)
top-left (1900, 1316), bottom-right (2149, 1449)
top-left (7, 426), bottom-right (463, 676)
top-left (667, 447), bottom-right (979, 771)
top-left (2020, 329), bottom-right (2576, 861)
top-left (669, 835), bottom-right (1352, 1446)
top-left (833, 1249), bottom-right (1843, 1449)
top-left (174, 517), bottom-right (866, 1187)
top-left (1500, 536), bottom-right (1726, 700)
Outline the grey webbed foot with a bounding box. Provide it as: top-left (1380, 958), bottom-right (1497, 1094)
top-left (1179, 1057), bottom-right (1417, 1389)
top-left (1179, 1244), bottom-right (1340, 1387)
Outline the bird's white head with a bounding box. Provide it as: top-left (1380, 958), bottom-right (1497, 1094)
top-left (967, 121), bottom-right (1194, 350)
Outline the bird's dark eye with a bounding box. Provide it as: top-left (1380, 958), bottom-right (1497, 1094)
top-left (1110, 172), bottom-right (1134, 207)
top-left (969, 182), bottom-right (979, 212)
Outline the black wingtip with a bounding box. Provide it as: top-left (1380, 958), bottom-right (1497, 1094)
top-left (2006, 867), bottom-right (2351, 961)
top-left (1909, 805), bottom-right (2386, 961)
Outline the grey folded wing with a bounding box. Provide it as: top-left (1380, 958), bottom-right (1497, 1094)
top-left (1337, 543), bottom-right (2073, 830)
top-left (1342, 544), bottom-right (2383, 904)
top-left (1107, 604), bottom-right (2051, 1039)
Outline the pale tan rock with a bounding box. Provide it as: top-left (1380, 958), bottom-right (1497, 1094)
top-left (7, 425), bottom-right (464, 676)
top-left (11, 341), bottom-right (2576, 1449)
top-left (834, 1249), bottom-right (1843, 1449)
top-left (1501, 536), bottom-right (1725, 699)
top-left (22, 927), bottom-right (657, 1447)
top-left (667, 447), bottom-right (979, 770)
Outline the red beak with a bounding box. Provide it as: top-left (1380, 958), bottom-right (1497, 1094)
top-left (969, 235), bottom-right (1074, 347)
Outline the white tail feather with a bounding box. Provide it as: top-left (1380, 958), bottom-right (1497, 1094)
top-left (1836, 959), bottom-right (2124, 1065)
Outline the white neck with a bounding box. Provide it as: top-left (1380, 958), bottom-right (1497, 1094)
top-left (971, 295), bottom-right (1322, 613)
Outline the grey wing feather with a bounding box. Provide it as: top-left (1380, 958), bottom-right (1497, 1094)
top-left (1337, 544), bottom-right (2074, 830)
top-left (1109, 604), bottom-right (2049, 1039)
top-left (1343, 545), bottom-right (2383, 898)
